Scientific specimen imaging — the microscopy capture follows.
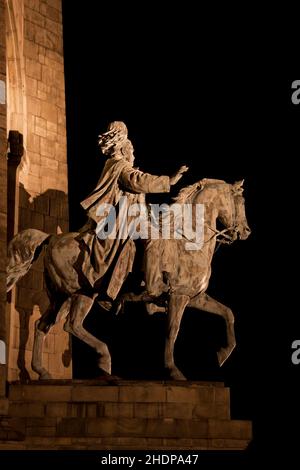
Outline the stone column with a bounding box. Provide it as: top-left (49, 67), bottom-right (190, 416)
top-left (6, 0), bottom-right (72, 381)
top-left (0, 0), bottom-right (8, 406)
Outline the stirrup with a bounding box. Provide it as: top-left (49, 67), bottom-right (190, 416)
top-left (98, 300), bottom-right (113, 311)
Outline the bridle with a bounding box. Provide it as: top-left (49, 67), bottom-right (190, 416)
top-left (174, 181), bottom-right (243, 249)
top-left (206, 186), bottom-right (240, 248)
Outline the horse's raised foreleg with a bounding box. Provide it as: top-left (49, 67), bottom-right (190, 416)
top-left (164, 294), bottom-right (190, 380)
top-left (188, 293), bottom-right (236, 366)
top-left (64, 294), bottom-right (112, 375)
top-left (32, 297), bottom-right (71, 379)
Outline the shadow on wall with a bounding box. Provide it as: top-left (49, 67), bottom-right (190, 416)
top-left (7, 184), bottom-right (72, 382)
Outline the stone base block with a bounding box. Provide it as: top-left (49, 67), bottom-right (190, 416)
top-left (0, 380), bottom-right (252, 450)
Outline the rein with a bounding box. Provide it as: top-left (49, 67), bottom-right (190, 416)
top-left (189, 184), bottom-right (239, 252)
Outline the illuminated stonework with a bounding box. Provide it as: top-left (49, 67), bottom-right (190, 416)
top-left (5, 0), bottom-right (71, 381)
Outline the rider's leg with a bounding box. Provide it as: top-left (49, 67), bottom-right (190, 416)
top-left (143, 239), bottom-right (170, 296)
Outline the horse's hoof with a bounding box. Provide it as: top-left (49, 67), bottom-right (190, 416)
top-left (146, 303), bottom-right (166, 315)
top-left (166, 368), bottom-right (187, 381)
top-left (171, 372), bottom-right (187, 381)
top-left (217, 347), bottom-right (233, 366)
top-left (95, 370), bottom-right (121, 384)
top-left (39, 372), bottom-right (52, 380)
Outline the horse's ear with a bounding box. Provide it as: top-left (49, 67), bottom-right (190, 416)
top-left (233, 179), bottom-right (244, 188)
top-left (233, 180), bottom-right (244, 194)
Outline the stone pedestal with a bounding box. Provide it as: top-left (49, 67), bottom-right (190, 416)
top-left (0, 381), bottom-right (252, 450)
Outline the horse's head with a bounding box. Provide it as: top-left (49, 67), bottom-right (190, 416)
top-left (174, 178), bottom-right (251, 245)
top-left (217, 180), bottom-right (251, 242)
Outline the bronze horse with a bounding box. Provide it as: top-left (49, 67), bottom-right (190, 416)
top-left (7, 178), bottom-right (251, 380)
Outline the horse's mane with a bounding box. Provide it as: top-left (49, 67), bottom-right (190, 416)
top-left (173, 178), bottom-right (226, 204)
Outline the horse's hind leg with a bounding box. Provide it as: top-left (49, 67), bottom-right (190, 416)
top-left (188, 293), bottom-right (236, 366)
top-left (164, 294), bottom-right (190, 380)
top-left (64, 294), bottom-right (112, 375)
top-left (32, 298), bottom-right (71, 379)
top-left (115, 292), bottom-right (166, 315)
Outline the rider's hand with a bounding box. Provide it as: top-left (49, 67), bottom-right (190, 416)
top-left (170, 165), bottom-right (189, 186)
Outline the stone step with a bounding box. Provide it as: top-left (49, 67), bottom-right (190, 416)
top-left (2, 382), bottom-right (251, 450)
top-left (0, 436), bottom-right (251, 451)
top-left (8, 382), bottom-right (229, 407)
top-left (8, 399), bottom-right (230, 420)
top-left (8, 416), bottom-right (252, 441)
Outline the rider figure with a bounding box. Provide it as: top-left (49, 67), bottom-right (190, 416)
top-left (79, 121), bottom-right (188, 308)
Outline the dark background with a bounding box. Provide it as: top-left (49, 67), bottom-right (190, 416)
top-left (61, 1), bottom-right (298, 466)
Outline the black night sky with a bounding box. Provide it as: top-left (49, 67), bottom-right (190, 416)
top-left (61, 1), bottom-right (298, 465)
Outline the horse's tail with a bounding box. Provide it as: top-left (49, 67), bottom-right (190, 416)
top-left (7, 229), bottom-right (52, 293)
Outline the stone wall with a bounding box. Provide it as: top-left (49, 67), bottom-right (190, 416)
top-left (6, 0), bottom-right (71, 381)
top-left (0, 0), bottom-right (8, 396)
